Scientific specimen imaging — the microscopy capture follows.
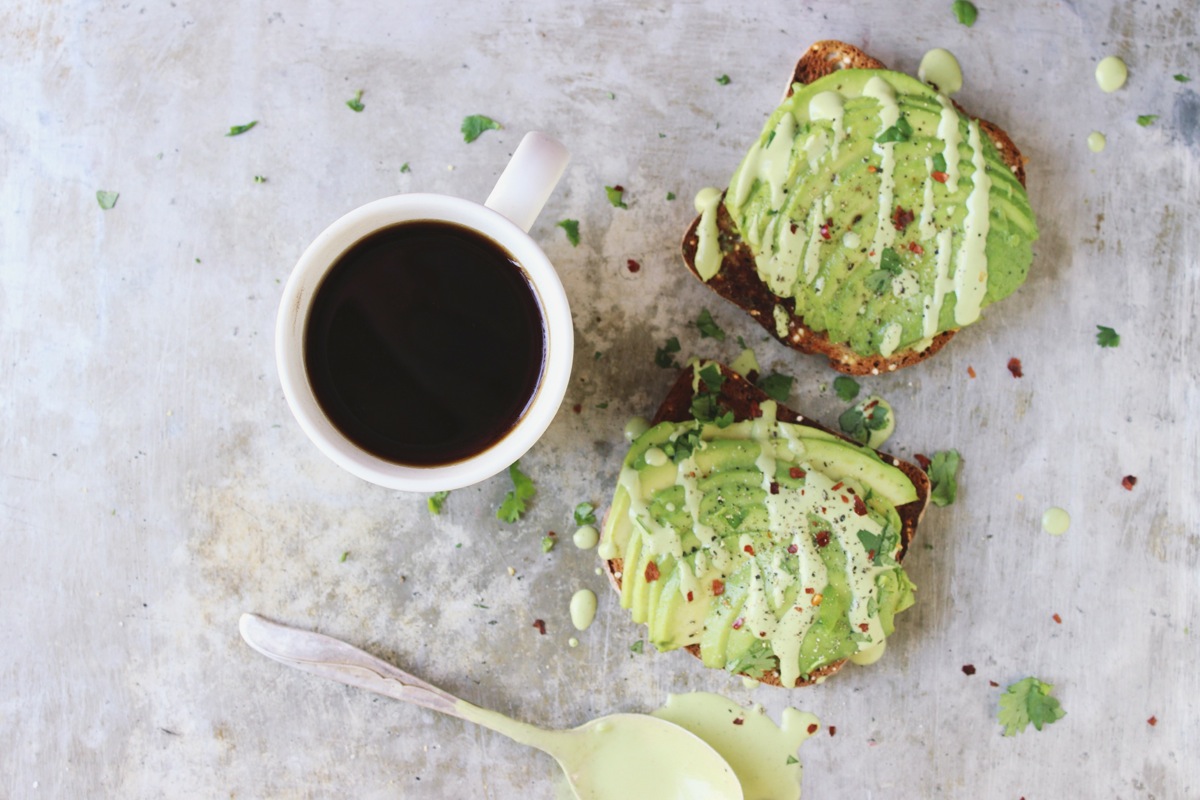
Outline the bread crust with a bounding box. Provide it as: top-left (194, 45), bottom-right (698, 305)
top-left (602, 363), bottom-right (931, 687)
top-left (681, 41), bottom-right (1029, 375)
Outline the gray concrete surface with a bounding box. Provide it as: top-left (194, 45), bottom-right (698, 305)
top-left (2, 1), bottom-right (1196, 797)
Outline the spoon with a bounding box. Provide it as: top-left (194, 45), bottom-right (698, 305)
top-left (238, 613), bottom-right (743, 800)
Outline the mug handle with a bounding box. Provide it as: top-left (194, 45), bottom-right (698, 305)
top-left (484, 131), bottom-right (570, 233)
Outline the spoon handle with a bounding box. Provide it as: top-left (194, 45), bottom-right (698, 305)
top-left (239, 612), bottom-right (464, 718)
top-left (238, 613), bottom-right (555, 751)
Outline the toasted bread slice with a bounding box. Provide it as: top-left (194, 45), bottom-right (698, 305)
top-left (681, 41), bottom-right (1031, 375)
top-left (602, 362), bottom-right (931, 686)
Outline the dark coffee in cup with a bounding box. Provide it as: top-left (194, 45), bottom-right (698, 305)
top-left (303, 220), bottom-right (546, 466)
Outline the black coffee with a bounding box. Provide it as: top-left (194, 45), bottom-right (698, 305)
top-left (304, 220), bottom-right (546, 466)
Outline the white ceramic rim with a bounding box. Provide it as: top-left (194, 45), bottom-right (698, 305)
top-left (275, 193), bottom-right (574, 491)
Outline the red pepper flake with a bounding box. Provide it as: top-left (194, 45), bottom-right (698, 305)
top-left (989, 680), bottom-right (1000, 687)
top-left (967, 365), bottom-right (977, 378)
top-left (1052, 613), bottom-right (1062, 624)
top-left (915, 453), bottom-right (931, 471)
top-left (932, 170), bottom-right (949, 183)
top-left (859, 622), bottom-right (870, 632)
top-left (1122, 475), bottom-right (1138, 491)
top-left (626, 258), bottom-right (641, 273)
top-left (853, 495), bottom-right (868, 516)
top-left (820, 218), bottom-right (833, 240)
top-left (787, 543), bottom-right (799, 554)
top-left (962, 664), bottom-right (976, 675)
top-left (789, 222), bottom-right (799, 235)
top-left (805, 587), bottom-right (815, 594)
top-left (733, 717), bottom-right (745, 726)
top-left (532, 619), bottom-right (546, 635)
top-left (732, 617), bottom-right (744, 630)
top-left (867, 165), bottom-right (878, 173)
top-left (712, 579), bottom-right (725, 596)
top-left (1148, 715), bottom-right (1158, 726)
top-left (743, 544), bottom-right (756, 556)
top-left (572, 403), bottom-right (582, 414)
top-left (644, 561), bottom-right (660, 582)
top-left (828, 725), bottom-right (837, 737)
top-left (814, 531), bottom-right (831, 548)
top-left (892, 205), bottom-right (914, 232)
top-left (1007, 357), bottom-right (1024, 378)
top-left (831, 481), bottom-right (844, 491)
top-left (840, 494), bottom-right (849, 504)
top-left (789, 467), bottom-right (806, 479)
top-left (867, 550), bottom-right (876, 561)
top-left (769, 481), bottom-right (780, 495)
top-left (908, 241), bottom-right (925, 255)
top-left (750, 402), bottom-right (763, 418)
top-left (686, 591), bottom-right (694, 603)
top-left (807, 723), bottom-right (819, 734)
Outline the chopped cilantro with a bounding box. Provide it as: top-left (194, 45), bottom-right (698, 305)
top-left (595, 402), bottom-right (609, 409)
top-left (497, 461), bottom-right (536, 522)
top-left (833, 376), bottom-right (860, 402)
top-left (875, 116), bottom-right (913, 144)
top-left (1175, 73), bottom-right (1192, 83)
top-left (880, 247), bottom-right (903, 275)
top-left (594, 351), bottom-right (604, 361)
top-left (666, 191), bottom-right (676, 201)
top-left (654, 336), bottom-right (681, 368)
top-left (857, 524), bottom-right (899, 566)
top-left (226, 121), bottom-right (258, 136)
top-left (786, 755), bottom-right (799, 765)
top-left (757, 372), bottom-right (793, 404)
top-left (427, 490), bottom-right (450, 515)
top-left (697, 363), bottom-right (726, 392)
top-left (340, 551), bottom-right (349, 562)
top-left (726, 639), bottom-right (776, 679)
top-left (999, 677), bottom-right (1066, 736)
top-left (400, 162), bottom-right (411, 173)
top-left (461, 114), bottom-right (501, 143)
top-left (839, 401), bottom-right (889, 444)
top-left (605, 184), bottom-right (628, 209)
top-left (1096, 325), bottom-right (1120, 348)
top-left (716, 74), bottom-right (731, 85)
top-left (556, 218), bottom-right (580, 246)
top-left (541, 535), bottom-right (556, 553)
top-left (96, 190), bottom-right (119, 210)
top-left (346, 90), bottom-right (365, 112)
top-left (866, 269), bottom-right (893, 294)
top-left (253, 175), bottom-right (266, 183)
top-left (573, 502), bottom-right (597, 526)
top-left (932, 152), bottom-right (948, 173)
top-left (630, 640), bottom-right (644, 653)
top-left (1137, 114), bottom-right (1160, 127)
top-left (696, 308), bottom-right (726, 340)
top-left (952, 0), bottom-right (978, 27)
top-left (928, 449), bottom-right (961, 507)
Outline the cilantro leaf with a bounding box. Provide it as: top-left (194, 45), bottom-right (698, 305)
top-left (400, 162), bottom-right (411, 173)
top-left (833, 376), bottom-right (860, 402)
top-left (697, 363), bottom-right (727, 393)
top-left (696, 308), bottom-right (726, 340)
top-left (880, 247), bottom-right (903, 275)
top-left (726, 639), bottom-right (777, 679)
top-left (573, 502), bottom-right (597, 526)
top-left (541, 535), bottom-right (556, 553)
top-left (346, 90), bottom-right (365, 112)
top-left (716, 74), bottom-right (731, 85)
top-left (1096, 325), bottom-right (1120, 348)
top-left (952, 0), bottom-right (978, 27)
top-left (1137, 114), bottom-right (1160, 127)
top-left (461, 114), bottom-right (501, 143)
top-left (605, 184), bottom-right (628, 209)
top-left (427, 490), bottom-right (450, 515)
top-left (999, 677), bottom-right (1066, 736)
top-left (1175, 73), bottom-right (1192, 83)
top-left (556, 219), bottom-right (580, 246)
top-left (757, 372), bottom-right (793, 404)
top-left (875, 116), bottom-right (913, 144)
top-left (630, 640), bottom-right (644, 653)
top-left (655, 336), bottom-right (681, 368)
top-left (226, 121), bottom-right (258, 136)
top-left (96, 190), bottom-right (119, 210)
top-left (928, 449), bottom-right (961, 507)
top-left (496, 461), bottom-right (536, 522)
top-left (866, 269), bottom-right (894, 294)
top-left (666, 191), bottom-right (676, 201)
top-left (932, 152), bottom-right (948, 173)
top-left (857, 524), bottom-right (899, 565)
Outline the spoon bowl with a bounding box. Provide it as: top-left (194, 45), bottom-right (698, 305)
top-left (238, 613), bottom-right (742, 800)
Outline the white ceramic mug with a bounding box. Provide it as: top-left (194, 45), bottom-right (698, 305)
top-left (276, 131), bottom-right (572, 491)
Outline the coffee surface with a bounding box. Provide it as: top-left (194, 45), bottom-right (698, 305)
top-left (305, 221), bottom-right (545, 466)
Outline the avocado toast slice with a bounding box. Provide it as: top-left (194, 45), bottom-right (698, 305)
top-left (682, 41), bottom-right (1038, 375)
top-left (600, 363), bottom-right (931, 687)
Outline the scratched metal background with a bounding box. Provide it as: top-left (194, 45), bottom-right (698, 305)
top-left (2, 1), bottom-right (1196, 797)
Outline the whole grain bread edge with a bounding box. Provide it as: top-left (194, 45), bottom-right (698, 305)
top-left (680, 41), bottom-right (1030, 375)
top-left (602, 362), bottom-right (932, 687)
